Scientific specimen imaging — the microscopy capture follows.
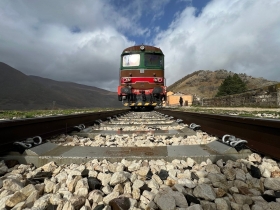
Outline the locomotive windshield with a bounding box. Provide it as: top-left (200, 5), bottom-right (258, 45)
top-left (122, 54), bottom-right (140, 67)
top-left (144, 54), bottom-right (163, 67)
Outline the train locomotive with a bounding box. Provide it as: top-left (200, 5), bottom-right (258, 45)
top-left (117, 45), bottom-right (166, 110)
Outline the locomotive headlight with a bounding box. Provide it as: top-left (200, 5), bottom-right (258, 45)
top-left (122, 77), bottom-right (131, 83)
top-left (154, 78), bottom-right (158, 82)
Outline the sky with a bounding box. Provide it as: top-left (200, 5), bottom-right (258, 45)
top-left (0, 0), bottom-right (280, 91)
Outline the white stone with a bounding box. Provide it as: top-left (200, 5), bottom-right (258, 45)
top-left (5, 191), bottom-right (27, 208)
top-left (0, 195), bottom-right (13, 209)
top-left (132, 179), bottom-right (144, 189)
top-left (137, 166), bottom-right (150, 176)
top-left (3, 179), bottom-right (23, 192)
top-left (121, 159), bottom-right (131, 167)
top-left (102, 185), bottom-right (113, 195)
top-left (152, 174), bottom-right (163, 185)
top-left (88, 190), bottom-right (103, 203)
top-left (50, 193), bottom-right (63, 205)
top-left (193, 184), bottom-right (216, 201)
top-left (171, 191), bottom-right (188, 208)
top-left (97, 173), bottom-right (112, 186)
top-left (44, 179), bottom-right (55, 193)
top-left (55, 171), bottom-right (68, 183)
top-left (215, 198), bottom-right (231, 210)
top-left (128, 162), bottom-right (141, 172)
top-left (186, 204), bottom-right (203, 210)
top-left (40, 161), bottom-right (58, 172)
top-left (155, 193), bottom-right (176, 210)
top-left (62, 201), bottom-right (75, 210)
top-left (132, 188), bottom-right (141, 200)
top-left (10, 201), bottom-right (25, 210)
top-left (169, 169), bottom-right (178, 179)
top-left (187, 158), bottom-right (195, 167)
top-left (89, 170), bottom-right (98, 178)
top-left (178, 179), bottom-right (196, 188)
top-left (110, 171), bottom-right (129, 185)
top-left (33, 194), bottom-right (51, 209)
top-left (140, 195), bottom-right (150, 204)
top-left (233, 194), bottom-right (253, 205)
top-left (24, 190), bottom-right (40, 208)
top-left (147, 179), bottom-right (160, 189)
top-left (20, 184), bottom-right (36, 197)
top-left (0, 189), bottom-right (13, 200)
top-left (172, 184), bottom-right (187, 194)
top-left (235, 168), bottom-right (246, 181)
top-left (155, 159), bottom-right (166, 166)
top-left (74, 187), bottom-right (88, 197)
top-left (264, 178), bottom-right (280, 190)
top-left (124, 181), bottom-right (132, 194)
top-left (248, 153), bottom-right (262, 163)
top-left (229, 187), bottom-right (239, 194)
top-left (216, 159), bottom-right (224, 168)
top-left (103, 192), bottom-right (119, 204)
top-left (113, 184), bottom-right (124, 194)
top-left (67, 175), bottom-right (82, 192)
top-left (195, 171), bottom-right (208, 178)
top-left (269, 202), bottom-right (280, 210)
top-left (205, 164), bottom-right (221, 173)
top-left (142, 190), bottom-right (155, 201)
top-left (129, 198), bottom-right (138, 208)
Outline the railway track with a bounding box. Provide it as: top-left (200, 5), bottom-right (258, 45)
top-left (0, 109), bottom-right (280, 209)
top-left (0, 109), bottom-right (128, 154)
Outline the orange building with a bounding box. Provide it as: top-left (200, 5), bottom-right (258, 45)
top-left (166, 92), bottom-right (193, 106)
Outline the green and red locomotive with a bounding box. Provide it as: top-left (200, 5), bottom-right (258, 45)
top-left (117, 45), bottom-right (167, 110)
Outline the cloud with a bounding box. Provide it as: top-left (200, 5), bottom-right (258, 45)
top-left (0, 0), bottom-right (136, 91)
top-left (0, 0), bottom-right (173, 91)
top-left (0, 0), bottom-right (279, 93)
top-left (154, 0), bottom-right (280, 86)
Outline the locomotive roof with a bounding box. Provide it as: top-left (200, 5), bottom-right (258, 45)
top-left (122, 45), bottom-right (163, 53)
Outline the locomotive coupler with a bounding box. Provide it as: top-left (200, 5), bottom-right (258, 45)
top-left (141, 91), bottom-right (146, 101)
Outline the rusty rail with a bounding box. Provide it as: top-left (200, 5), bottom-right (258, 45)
top-left (0, 110), bottom-right (128, 153)
top-left (158, 109), bottom-right (280, 160)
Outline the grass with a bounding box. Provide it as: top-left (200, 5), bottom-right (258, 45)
top-left (0, 108), bottom-right (122, 120)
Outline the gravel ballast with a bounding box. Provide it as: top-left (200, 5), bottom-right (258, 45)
top-left (1, 153), bottom-right (280, 209)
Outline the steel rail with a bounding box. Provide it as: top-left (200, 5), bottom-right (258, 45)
top-left (158, 109), bottom-right (280, 160)
top-left (0, 110), bottom-right (128, 153)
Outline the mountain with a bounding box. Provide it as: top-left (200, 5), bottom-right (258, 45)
top-left (0, 62), bottom-right (122, 110)
top-left (168, 69), bottom-right (279, 98)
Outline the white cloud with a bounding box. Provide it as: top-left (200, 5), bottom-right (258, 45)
top-left (155, 0), bottom-right (280, 86)
top-left (0, 0), bottom-right (279, 93)
top-left (0, 0), bottom-right (135, 91)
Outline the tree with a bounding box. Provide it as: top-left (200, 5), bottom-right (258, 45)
top-left (215, 74), bottom-right (247, 97)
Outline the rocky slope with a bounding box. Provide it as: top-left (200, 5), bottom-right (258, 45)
top-left (168, 70), bottom-right (279, 98)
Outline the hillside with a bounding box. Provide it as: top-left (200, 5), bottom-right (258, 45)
top-left (0, 62), bottom-right (122, 110)
top-left (168, 69), bottom-right (279, 98)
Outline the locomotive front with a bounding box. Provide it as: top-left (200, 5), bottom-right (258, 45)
top-left (117, 45), bottom-right (166, 109)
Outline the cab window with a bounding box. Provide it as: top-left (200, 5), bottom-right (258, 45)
top-left (122, 54), bottom-right (140, 67)
top-left (145, 54), bottom-right (163, 67)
